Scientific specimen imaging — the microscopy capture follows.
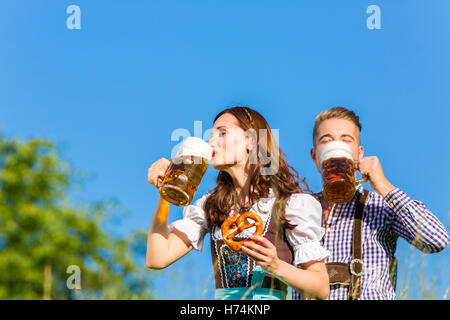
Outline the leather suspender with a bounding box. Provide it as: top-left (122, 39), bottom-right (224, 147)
top-left (326, 189), bottom-right (369, 300)
top-left (348, 189), bottom-right (369, 299)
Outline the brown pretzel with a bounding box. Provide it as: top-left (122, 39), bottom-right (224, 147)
top-left (221, 211), bottom-right (263, 251)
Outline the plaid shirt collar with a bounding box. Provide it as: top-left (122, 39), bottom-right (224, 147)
top-left (314, 184), bottom-right (366, 215)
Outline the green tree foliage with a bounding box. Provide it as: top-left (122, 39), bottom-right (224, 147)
top-left (0, 134), bottom-right (154, 299)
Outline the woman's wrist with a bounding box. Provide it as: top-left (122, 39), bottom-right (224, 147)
top-left (154, 196), bottom-right (170, 224)
top-left (270, 258), bottom-right (289, 281)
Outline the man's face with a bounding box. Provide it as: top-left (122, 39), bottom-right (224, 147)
top-left (310, 118), bottom-right (364, 172)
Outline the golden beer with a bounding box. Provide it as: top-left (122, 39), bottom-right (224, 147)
top-left (320, 141), bottom-right (357, 204)
top-left (159, 137), bottom-right (212, 206)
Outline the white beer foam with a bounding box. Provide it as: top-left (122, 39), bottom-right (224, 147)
top-left (320, 140), bottom-right (354, 166)
top-left (174, 136), bottom-right (212, 161)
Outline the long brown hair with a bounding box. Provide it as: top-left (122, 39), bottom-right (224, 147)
top-left (204, 106), bottom-right (310, 231)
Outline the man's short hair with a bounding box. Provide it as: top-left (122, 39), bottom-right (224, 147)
top-left (313, 107), bottom-right (362, 146)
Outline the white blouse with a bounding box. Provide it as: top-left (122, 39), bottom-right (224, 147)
top-left (169, 189), bottom-right (330, 266)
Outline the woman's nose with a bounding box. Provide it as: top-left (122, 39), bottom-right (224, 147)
top-left (208, 134), bottom-right (217, 148)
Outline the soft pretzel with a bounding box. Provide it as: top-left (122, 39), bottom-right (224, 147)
top-left (221, 211), bottom-right (263, 251)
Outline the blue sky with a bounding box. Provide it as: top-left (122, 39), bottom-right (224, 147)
top-left (1, 1), bottom-right (449, 299)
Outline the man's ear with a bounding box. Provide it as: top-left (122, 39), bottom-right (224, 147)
top-left (310, 147), bottom-right (316, 163)
top-left (358, 145), bottom-right (364, 161)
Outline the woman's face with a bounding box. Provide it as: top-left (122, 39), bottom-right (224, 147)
top-left (208, 113), bottom-right (250, 170)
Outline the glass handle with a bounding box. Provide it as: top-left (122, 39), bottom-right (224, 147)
top-left (157, 177), bottom-right (164, 188)
top-left (356, 176), bottom-right (369, 186)
top-left (354, 160), bottom-right (369, 186)
top-left (158, 161), bottom-right (172, 189)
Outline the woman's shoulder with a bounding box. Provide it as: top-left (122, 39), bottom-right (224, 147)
top-left (191, 189), bottom-right (214, 206)
top-left (287, 192), bottom-right (321, 209)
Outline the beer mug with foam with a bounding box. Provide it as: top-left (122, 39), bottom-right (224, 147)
top-left (320, 141), bottom-right (364, 204)
top-left (159, 137), bottom-right (212, 206)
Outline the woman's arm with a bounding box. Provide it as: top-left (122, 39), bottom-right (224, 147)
top-left (146, 158), bottom-right (193, 270)
top-left (146, 196), bottom-right (193, 269)
top-left (242, 235), bottom-right (329, 300)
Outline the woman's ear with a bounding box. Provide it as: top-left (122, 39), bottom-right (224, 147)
top-left (247, 138), bottom-right (253, 151)
top-left (245, 129), bottom-right (257, 152)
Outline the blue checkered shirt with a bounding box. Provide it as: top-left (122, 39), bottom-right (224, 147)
top-left (292, 185), bottom-right (449, 300)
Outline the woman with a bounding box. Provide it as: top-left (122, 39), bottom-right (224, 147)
top-left (147, 106), bottom-right (330, 300)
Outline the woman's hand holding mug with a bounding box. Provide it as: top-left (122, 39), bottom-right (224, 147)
top-left (147, 158), bottom-right (171, 189)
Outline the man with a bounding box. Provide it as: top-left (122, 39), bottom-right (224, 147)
top-left (293, 107), bottom-right (449, 300)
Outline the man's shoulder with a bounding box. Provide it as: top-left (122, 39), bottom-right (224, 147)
top-left (364, 188), bottom-right (395, 208)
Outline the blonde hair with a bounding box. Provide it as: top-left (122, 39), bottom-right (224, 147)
top-left (313, 107), bottom-right (362, 146)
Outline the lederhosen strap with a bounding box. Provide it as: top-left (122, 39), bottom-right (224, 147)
top-left (326, 189), bottom-right (369, 300)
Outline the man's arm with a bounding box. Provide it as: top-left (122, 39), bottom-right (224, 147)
top-left (357, 155), bottom-right (448, 252)
top-left (383, 188), bottom-right (449, 253)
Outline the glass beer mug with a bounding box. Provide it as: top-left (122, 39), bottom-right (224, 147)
top-left (320, 141), bottom-right (365, 204)
top-left (159, 137), bottom-right (212, 206)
